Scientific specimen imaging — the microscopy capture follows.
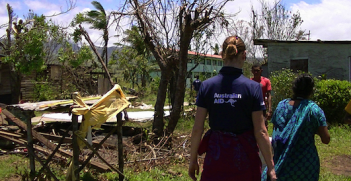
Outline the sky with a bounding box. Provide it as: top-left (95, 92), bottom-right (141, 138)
top-left (1, 0), bottom-right (351, 47)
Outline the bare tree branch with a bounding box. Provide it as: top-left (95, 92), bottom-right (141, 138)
top-left (45, 0), bottom-right (76, 18)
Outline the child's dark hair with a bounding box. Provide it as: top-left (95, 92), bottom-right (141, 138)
top-left (292, 74), bottom-right (314, 99)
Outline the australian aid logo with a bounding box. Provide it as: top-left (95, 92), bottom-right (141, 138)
top-left (213, 93), bottom-right (242, 107)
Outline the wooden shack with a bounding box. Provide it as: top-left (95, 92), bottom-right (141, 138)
top-left (0, 56), bottom-right (12, 104)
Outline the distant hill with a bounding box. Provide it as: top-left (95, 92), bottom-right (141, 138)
top-left (95, 46), bottom-right (123, 63)
top-left (45, 40), bottom-right (123, 65)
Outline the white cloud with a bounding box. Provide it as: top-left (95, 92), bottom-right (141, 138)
top-left (23, 0), bottom-right (59, 11)
top-left (224, 0), bottom-right (278, 22)
top-left (291, 0), bottom-right (351, 40)
top-left (0, 1), bottom-right (22, 15)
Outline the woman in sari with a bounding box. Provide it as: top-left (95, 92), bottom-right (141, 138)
top-left (262, 74), bottom-right (330, 181)
top-left (188, 36), bottom-right (276, 181)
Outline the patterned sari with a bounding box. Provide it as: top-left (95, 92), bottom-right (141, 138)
top-left (261, 99), bottom-right (327, 181)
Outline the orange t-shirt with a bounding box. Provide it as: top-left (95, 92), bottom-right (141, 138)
top-left (251, 76), bottom-right (271, 98)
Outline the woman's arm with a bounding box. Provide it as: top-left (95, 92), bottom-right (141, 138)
top-left (188, 107), bottom-right (207, 181)
top-left (252, 110), bottom-right (277, 181)
top-left (317, 126), bottom-right (330, 144)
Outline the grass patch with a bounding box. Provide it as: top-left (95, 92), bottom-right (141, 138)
top-left (1, 110), bottom-right (351, 181)
top-left (0, 155), bottom-right (29, 179)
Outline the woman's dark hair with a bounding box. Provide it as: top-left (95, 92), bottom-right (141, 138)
top-left (221, 35), bottom-right (246, 61)
top-left (292, 74), bottom-right (314, 99)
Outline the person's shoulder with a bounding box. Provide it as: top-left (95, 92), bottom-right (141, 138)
top-left (243, 76), bottom-right (261, 86)
top-left (262, 76), bottom-right (271, 82)
top-left (201, 75), bottom-right (221, 86)
top-left (279, 98), bottom-right (289, 104)
top-left (202, 75), bottom-right (218, 83)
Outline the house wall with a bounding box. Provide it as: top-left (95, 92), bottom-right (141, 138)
top-left (0, 63), bottom-right (11, 95)
top-left (149, 57), bottom-right (223, 89)
top-left (186, 58), bottom-right (223, 88)
top-left (267, 43), bottom-right (351, 80)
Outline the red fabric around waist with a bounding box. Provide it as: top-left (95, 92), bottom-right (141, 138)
top-left (199, 130), bottom-right (262, 181)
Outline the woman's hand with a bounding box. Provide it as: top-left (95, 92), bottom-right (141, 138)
top-left (188, 159), bottom-right (200, 181)
top-left (268, 168), bottom-right (277, 181)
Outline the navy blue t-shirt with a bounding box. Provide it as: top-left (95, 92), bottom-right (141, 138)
top-left (196, 66), bottom-right (266, 134)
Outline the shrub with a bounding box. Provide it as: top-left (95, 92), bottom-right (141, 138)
top-left (270, 68), bottom-right (351, 124)
top-left (34, 77), bottom-right (60, 101)
top-left (270, 69), bottom-right (297, 111)
top-left (313, 79), bottom-right (351, 124)
top-left (150, 76), bottom-right (160, 94)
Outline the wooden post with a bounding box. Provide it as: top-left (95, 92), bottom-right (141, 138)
top-left (72, 114), bottom-right (80, 181)
top-left (116, 112), bottom-right (124, 181)
top-left (24, 110), bottom-right (35, 180)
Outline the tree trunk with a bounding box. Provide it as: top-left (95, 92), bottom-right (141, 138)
top-left (166, 58), bottom-right (187, 135)
top-left (153, 69), bottom-right (171, 137)
top-left (169, 68), bottom-right (178, 109)
top-left (141, 71), bottom-right (146, 87)
top-left (166, 33), bottom-right (193, 135)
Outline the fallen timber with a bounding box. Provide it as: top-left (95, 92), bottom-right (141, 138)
top-left (1, 109), bottom-right (110, 171)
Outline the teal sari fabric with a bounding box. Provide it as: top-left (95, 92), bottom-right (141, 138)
top-left (262, 99), bottom-right (327, 181)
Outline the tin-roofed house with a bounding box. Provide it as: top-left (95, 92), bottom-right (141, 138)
top-left (254, 39), bottom-right (351, 81)
top-left (149, 50), bottom-right (224, 88)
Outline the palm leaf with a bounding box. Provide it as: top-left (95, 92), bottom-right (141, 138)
top-left (91, 1), bottom-right (106, 16)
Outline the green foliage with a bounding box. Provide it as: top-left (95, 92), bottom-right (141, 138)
top-left (270, 69), bottom-right (298, 110)
top-left (71, 1), bottom-right (109, 31)
top-left (111, 26), bottom-right (155, 88)
top-left (4, 14), bottom-right (50, 74)
top-left (313, 79), bottom-right (351, 124)
top-left (58, 43), bottom-right (93, 68)
top-left (150, 76), bottom-right (160, 94)
top-left (270, 68), bottom-right (351, 124)
top-left (34, 77), bottom-right (59, 101)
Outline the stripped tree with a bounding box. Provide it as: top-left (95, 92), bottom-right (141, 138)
top-left (115, 0), bottom-right (233, 137)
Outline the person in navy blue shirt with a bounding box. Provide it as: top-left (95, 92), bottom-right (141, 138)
top-left (188, 36), bottom-right (277, 181)
top-left (192, 75), bottom-right (202, 94)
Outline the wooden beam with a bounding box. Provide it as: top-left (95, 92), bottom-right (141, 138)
top-left (2, 109), bottom-right (110, 171)
top-left (36, 125), bottom-right (72, 178)
top-left (72, 115), bottom-right (79, 181)
top-left (0, 130), bottom-right (23, 138)
top-left (117, 112), bottom-right (124, 181)
top-left (77, 123), bottom-right (119, 172)
top-left (75, 132), bottom-right (124, 176)
top-left (24, 143), bottom-right (59, 181)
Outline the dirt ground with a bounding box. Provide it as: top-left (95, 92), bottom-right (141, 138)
top-left (324, 154), bottom-right (351, 176)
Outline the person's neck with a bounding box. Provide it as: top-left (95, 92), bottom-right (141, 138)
top-left (253, 75), bottom-right (261, 81)
top-left (223, 60), bottom-right (243, 69)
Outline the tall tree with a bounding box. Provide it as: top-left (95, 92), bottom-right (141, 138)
top-left (3, 10), bottom-right (50, 103)
top-left (250, 0), bottom-right (305, 59)
top-left (252, 0), bottom-right (304, 40)
top-left (112, 26), bottom-right (154, 88)
top-left (116, 0), bottom-right (232, 137)
top-left (72, 1), bottom-right (111, 68)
